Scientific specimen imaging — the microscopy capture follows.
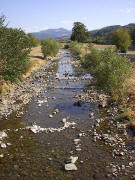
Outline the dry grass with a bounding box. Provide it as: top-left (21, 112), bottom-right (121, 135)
top-left (22, 46), bottom-right (45, 78)
top-left (0, 81), bottom-right (11, 94)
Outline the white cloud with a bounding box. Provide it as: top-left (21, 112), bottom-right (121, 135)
top-left (82, 17), bottom-right (88, 20)
top-left (23, 26), bottom-right (48, 33)
top-left (120, 8), bottom-right (135, 14)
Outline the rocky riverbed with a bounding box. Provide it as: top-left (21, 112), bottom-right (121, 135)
top-left (0, 49), bottom-right (135, 179)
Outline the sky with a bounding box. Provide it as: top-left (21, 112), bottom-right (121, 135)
top-left (0, 0), bottom-right (135, 33)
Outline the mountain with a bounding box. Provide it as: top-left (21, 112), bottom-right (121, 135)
top-left (32, 28), bottom-right (72, 40)
top-left (90, 23), bottom-right (135, 43)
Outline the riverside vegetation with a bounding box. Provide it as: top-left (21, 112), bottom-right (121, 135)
top-left (0, 15), bottom-right (60, 93)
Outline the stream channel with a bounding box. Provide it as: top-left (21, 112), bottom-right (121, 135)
top-left (0, 49), bottom-right (118, 180)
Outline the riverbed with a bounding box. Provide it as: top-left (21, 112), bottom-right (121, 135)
top-left (0, 49), bottom-right (135, 180)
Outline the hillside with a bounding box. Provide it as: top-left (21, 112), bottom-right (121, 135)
top-left (90, 23), bottom-right (135, 43)
top-left (32, 28), bottom-right (72, 40)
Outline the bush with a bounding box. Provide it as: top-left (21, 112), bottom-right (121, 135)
top-left (69, 41), bottom-right (82, 58)
top-left (0, 27), bottom-right (31, 82)
top-left (64, 44), bottom-right (69, 49)
top-left (81, 48), bottom-right (100, 69)
top-left (112, 28), bottom-right (131, 53)
top-left (27, 33), bottom-right (40, 47)
top-left (41, 39), bottom-right (60, 59)
top-left (83, 48), bottom-right (132, 99)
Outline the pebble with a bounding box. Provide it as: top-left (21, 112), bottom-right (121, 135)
top-left (70, 156), bottom-right (78, 164)
top-left (49, 114), bottom-right (53, 118)
top-left (76, 148), bottom-right (81, 151)
top-left (62, 118), bottom-right (67, 124)
top-left (65, 163), bottom-right (77, 171)
top-left (1, 143), bottom-right (7, 148)
top-left (0, 154), bottom-right (4, 158)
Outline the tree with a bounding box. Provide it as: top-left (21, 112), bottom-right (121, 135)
top-left (0, 14), bottom-right (6, 28)
top-left (112, 28), bottom-right (131, 53)
top-left (27, 33), bottom-right (39, 47)
top-left (131, 28), bottom-right (135, 44)
top-left (0, 27), bottom-right (31, 82)
top-left (71, 22), bottom-right (90, 42)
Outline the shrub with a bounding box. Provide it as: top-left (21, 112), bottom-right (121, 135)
top-left (27, 33), bottom-right (40, 47)
top-left (112, 28), bottom-right (131, 53)
top-left (83, 47), bottom-right (132, 99)
top-left (41, 39), bottom-right (60, 59)
top-left (81, 48), bottom-right (100, 69)
top-left (0, 27), bottom-right (31, 82)
top-left (69, 41), bottom-right (82, 58)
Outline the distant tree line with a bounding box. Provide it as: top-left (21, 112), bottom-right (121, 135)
top-left (70, 21), bottom-right (135, 53)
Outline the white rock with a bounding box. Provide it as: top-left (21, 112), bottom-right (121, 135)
top-left (65, 163), bottom-right (77, 171)
top-left (79, 133), bottom-right (82, 137)
top-left (62, 118), bottom-right (66, 123)
top-left (49, 114), bottom-right (53, 118)
top-left (0, 131), bottom-right (8, 139)
top-left (7, 143), bottom-right (12, 146)
top-left (55, 109), bottom-right (59, 113)
top-left (0, 154), bottom-right (4, 158)
top-left (70, 156), bottom-right (78, 164)
top-left (1, 143), bottom-right (7, 148)
top-left (74, 139), bottom-right (81, 144)
top-left (76, 148), bottom-right (81, 151)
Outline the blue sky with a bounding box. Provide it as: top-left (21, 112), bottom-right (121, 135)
top-left (0, 0), bottom-right (135, 33)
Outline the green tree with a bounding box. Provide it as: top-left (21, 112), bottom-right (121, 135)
top-left (27, 33), bottom-right (39, 47)
top-left (131, 28), bottom-right (135, 44)
top-left (0, 14), bottom-right (6, 28)
top-left (112, 28), bottom-right (131, 53)
top-left (41, 39), bottom-right (60, 59)
top-left (0, 27), bottom-right (31, 82)
top-left (71, 22), bottom-right (90, 42)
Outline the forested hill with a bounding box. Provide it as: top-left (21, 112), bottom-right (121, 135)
top-left (90, 23), bottom-right (135, 42)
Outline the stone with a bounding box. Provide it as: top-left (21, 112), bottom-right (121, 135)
top-left (0, 131), bottom-right (8, 139)
top-left (73, 100), bottom-right (83, 107)
top-left (49, 114), bottom-right (53, 118)
top-left (1, 143), bottom-right (7, 148)
top-left (55, 109), bottom-right (59, 113)
top-left (74, 139), bottom-right (81, 145)
top-left (70, 156), bottom-right (78, 164)
top-left (76, 148), bottom-right (81, 151)
top-left (65, 163), bottom-right (77, 171)
top-left (62, 118), bottom-right (66, 124)
top-left (0, 154), bottom-right (4, 158)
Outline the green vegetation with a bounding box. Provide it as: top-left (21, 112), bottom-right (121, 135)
top-left (27, 33), bottom-right (40, 47)
top-left (112, 28), bottom-right (131, 53)
top-left (41, 38), bottom-right (60, 59)
top-left (82, 48), bottom-right (132, 100)
top-left (71, 22), bottom-right (90, 43)
top-left (131, 28), bottom-right (135, 44)
top-left (69, 41), bottom-right (83, 58)
top-left (0, 16), bottom-right (31, 84)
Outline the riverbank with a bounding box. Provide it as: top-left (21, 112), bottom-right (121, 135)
top-left (0, 49), bottom-right (62, 120)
